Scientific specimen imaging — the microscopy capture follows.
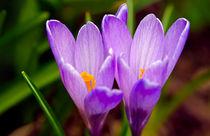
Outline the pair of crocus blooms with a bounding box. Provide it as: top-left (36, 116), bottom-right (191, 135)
top-left (46, 3), bottom-right (190, 136)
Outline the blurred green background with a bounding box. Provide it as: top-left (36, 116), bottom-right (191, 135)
top-left (0, 0), bottom-right (210, 136)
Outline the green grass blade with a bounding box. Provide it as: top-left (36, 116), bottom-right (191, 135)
top-left (162, 4), bottom-right (174, 33)
top-left (21, 71), bottom-right (65, 136)
top-left (0, 62), bottom-right (59, 115)
top-left (127, 0), bottom-right (134, 36)
top-left (143, 69), bottom-right (210, 136)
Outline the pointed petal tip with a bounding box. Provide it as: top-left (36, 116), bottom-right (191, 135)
top-left (147, 13), bottom-right (164, 32)
top-left (177, 18), bottom-right (190, 33)
top-left (46, 19), bottom-right (62, 32)
top-left (102, 14), bottom-right (117, 24)
top-left (102, 14), bottom-right (132, 61)
top-left (46, 19), bottom-right (76, 66)
top-left (86, 21), bottom-right (97, 27)
top-left (116, 3), bottom-right (128, 24)
top-left (130, 13), bottom-right (164, 71)
top-left (75, 20), bottom-right (104, 76)
top-left (78, 21), bottom-right (100, 36)
top-left (46, 19), bottom-right (60, 25)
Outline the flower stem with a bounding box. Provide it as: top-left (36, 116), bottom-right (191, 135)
top-left (162, 4), bottom-right (174, 33)
top-left (85, 11), bottom-right (92, 23)
top-left (127, 0), bottom-right (134, 36)
top-left (21, 71), bottom-right (65, 136)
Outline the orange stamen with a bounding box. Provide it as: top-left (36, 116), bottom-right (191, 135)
top-left (139, 69), bottom-right (146, 79)
top-left (81, 71), bottom-right (96, 92)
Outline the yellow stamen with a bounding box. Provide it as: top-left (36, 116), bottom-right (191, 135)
top-left (81, 71), bottom-right (96, 92)
top-left (139, 69), bottom-right (146, 79)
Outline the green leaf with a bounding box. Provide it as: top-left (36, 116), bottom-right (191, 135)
top-left (0, 12), bottom-right (49, 48)
top-left (0, 10), bottom-right (6, 34)
top-left (21, 71), bottom-right (65, 136)
top-left (0, 62), bottom-right (59, 115)
top-left (142, 69), bottom-right (210, 136)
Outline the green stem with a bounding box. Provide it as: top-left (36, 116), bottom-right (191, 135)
top-left (85, 11), bottom-right (92, 23)
top-left (21, 71), bottom-right (65, 136)
top-left (162, 4), bottom-right (174, 33)
top-left (127, 0), bottom-right (134, 36)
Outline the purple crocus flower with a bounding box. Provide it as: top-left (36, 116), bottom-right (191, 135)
top-left (46, 19), bottom-right (124, 135)
top-left (102, 9), bottom-right (190, 136)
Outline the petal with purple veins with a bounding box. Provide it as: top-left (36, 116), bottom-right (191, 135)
top-left (46, 20), bottom-right (75, 66)
top-left (130, 14), bottom-right (164, 77)
top-left (102, 15), bottom-right (132, 62)
top-left (75, 22), bottom-right (104, 77)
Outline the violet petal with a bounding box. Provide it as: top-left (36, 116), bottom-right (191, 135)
top-left (130, 14), bottom-right (164, 77)
top-left (144, 57), bottom-right (169, 87)
top-left (116, 3), bottom-right (128, 24)
top-left (117, 55), bottom-right (137, 106)
top-left (60, 62), bottom-right (88, 113)
top-left (84, 87), bottom-right (122, 135)
top-left (129, 79), bottom-right (161, 136)
top-left (96, 49), bottom-right (115, 89)
top-left (163, 18), bottom-right (190, 79)
top-left (46, 20), bottom-right (75, 66)
top-left (101, 15), bottom-right (132, 62)
top-left (75, 22), bottom-right (104, 77)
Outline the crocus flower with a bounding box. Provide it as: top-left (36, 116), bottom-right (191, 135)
top-left (46, 19), bottom-right (124, 135)
top-left (102, 10), bottom-right (190, 136)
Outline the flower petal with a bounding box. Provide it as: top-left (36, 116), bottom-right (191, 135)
top-left (143, 57), bottom-right (169, 86)
top-left (117, 55), bottom-right (137, 106)
top-left (163, 18), bottom-right (190, 78)
top-left (96, 49), bottom-right (115, 89)
top-left (84, 87), bottom-right (122, 115)
top-left (46, 20), bottom-right (75, 66)
top-left (102, 15), bottom-right (132, 63)
top-left (129, 79), bottom-right (161, 136)
top-left (60, 62), bottom-right (88, 112)
top-left (115, 3), bottom-right (128, 24)
top-left (75, 22), bottom-right (104, 77)
top-left (130, 14), bottom-right (164, 78)
top-left (84, 87), bottom-right (122, 135)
